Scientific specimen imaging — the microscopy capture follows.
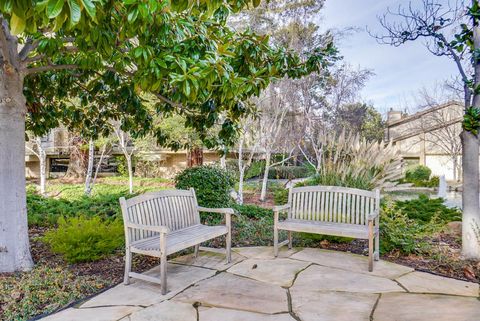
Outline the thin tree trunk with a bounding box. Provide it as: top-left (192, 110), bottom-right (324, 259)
top-left (36, 137), bottom-right (47, 195)
top-left (84, 139), bottom-right (95, 196)
top-left (260, 151), bottom-right (271, 202)
top-left (90, 144), bottom-right (107, 194)
top-left (220, 154), bottom-right (226, 169)
top-left (126, 155), bottom-right (133, 194)
top-left (238, 169), bottom-right (245, 205)
top-left (0, 70), bottom-right (33, 272)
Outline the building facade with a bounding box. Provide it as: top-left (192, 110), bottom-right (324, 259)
top-left (384, 101), bottom-right (463, 181)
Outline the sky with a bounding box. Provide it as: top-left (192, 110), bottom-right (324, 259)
top-left (319, 0), bottom-right (459, 115)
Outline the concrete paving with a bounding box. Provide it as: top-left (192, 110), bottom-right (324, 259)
top-left (41, 247), bottom-right (480, 321)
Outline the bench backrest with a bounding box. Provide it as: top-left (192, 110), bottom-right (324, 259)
top-left (288, 186), bottom-right (380, 225)
top-left (120, 188), bottom-right (200, 242)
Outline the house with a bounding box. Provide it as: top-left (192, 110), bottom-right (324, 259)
top-left (384, 101), bottom-right (463, 181)
top-left (25, 128), bottom-right (223, 180)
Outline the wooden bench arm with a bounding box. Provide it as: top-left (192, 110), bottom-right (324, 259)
top-left (197, 206), bottom-right (236, 215)
top-left (126, 223), bottom-right (170, 234)
top-left (367, 209), bottom-right (380, 221)
top-left (273, 204), bottom-right (290, 213)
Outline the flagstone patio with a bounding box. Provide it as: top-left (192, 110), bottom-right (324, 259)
top-left (41, 247), bottom-right (480, 321)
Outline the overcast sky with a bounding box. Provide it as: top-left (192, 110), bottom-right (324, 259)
top-left (319, 0), bottom-right (459, 115)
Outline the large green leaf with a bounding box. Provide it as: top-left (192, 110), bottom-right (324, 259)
top-left (9, 12), bottom-right (26, 35)
top-left (68, 0), bottom-right (81, 24)
top-left (47, 0), bottom-right (64, 18)
top-left (79, 0), bottom-right (96, 19)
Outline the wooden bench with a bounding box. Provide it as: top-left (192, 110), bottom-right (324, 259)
top-left (120, 188), bottom-right (234, 294)
top-left (273, 186), bottom-right (380, 271)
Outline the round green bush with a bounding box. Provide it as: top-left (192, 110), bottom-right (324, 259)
top-left (175, 165), bottom-right (235, 208)
top-left (405, 165), bottom-right (431, 182)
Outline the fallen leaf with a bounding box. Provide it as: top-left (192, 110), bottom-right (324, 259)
top-left (463, 265), bottom-right (476, 281)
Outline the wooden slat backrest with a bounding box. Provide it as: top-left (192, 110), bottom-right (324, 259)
top-left (289, 186), bottom-right (379, 225)
top-left (121, 188), bottom-right (200, 242)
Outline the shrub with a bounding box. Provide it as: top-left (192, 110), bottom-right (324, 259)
top-left (393, 194), bottom-right (461, 223)
top-left (232, 204), bottom-right (273, 219)
top-left (268, 166), bottom-right (310, 179)
top-left (406, 165), bottom-right (431, 182)
top-left (42, 216), bottom-right (124, 263)
top-left (175, 165), bottom-right (235, 208)
top-left (245, 160), bottom-right (266, 179)
top-left (380, 200), bottom-right (443, 254)
top-left (273, 187), bottom-right (289, 205)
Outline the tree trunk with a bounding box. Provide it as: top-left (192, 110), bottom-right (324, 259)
top-left (220, 154), bottom-right (226, 169)
top-left (453, 155), bottom-right (458, 182)
top-left (237, 168), bottom-right (245, 205)
top-left (0, 69), bottom-right (33, 272)
top-left (36, 137), bottom-right (47, 196)
top-left (187, 147), bottom-right (203, 167)
top-left (260, 151), bottom-right (271, 202)
top-left (65, 135), bottom-right (88, 179)
top-left (461, 131), bottom-right (480, 258)
top-left (126, 155), bottom-right (134, 194)
top-left (84, 139), bottom-right (95, 196)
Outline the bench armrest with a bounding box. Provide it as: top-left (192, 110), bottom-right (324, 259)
top-left (367, 209), bottom-right (380, 221)
top-left (126, 223), bottom-right (170, 234)
top-left (197, 206), bottom-right (236, 215)
top-left (273, 204), bottom-right (290, 213)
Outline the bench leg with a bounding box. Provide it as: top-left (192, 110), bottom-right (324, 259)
top-left (368, 221), bottom-right (374, 272)
top-left (160, 233), bottom-right (167, 295)
top-left (288, 231), bottom-right (293, 250)
top-left (194, 244), bottom-right (200, 258)
top-left (374, 230), bottom-right (380, 261)
top-left (226, 214), bottom-right (232, 263)
top-left (273, 227), bottom-right (279, 257)
top-left (124, 248), bottom-right (131, 285)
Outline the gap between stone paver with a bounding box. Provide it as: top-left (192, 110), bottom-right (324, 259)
top-left (286, 288), bottom-right (302, 321)
top-left (369, 294), bottom-right (382, 321)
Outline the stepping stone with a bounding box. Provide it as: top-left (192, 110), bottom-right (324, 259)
top-left (232, 246), bottom-right (299, 259)
top-left (374, 293), bottom-right (480, 321)
top-left (396, 271), bottom-right (479, 297)
top-left (291, 248), bottom-right (413, 279)
top-left (227, 258), bottom-right (310, 287)
top-left (81, 263), bottom-right (216, 308)
top-left (199, 307), bottom-right (296, 321)
top-left (39, 306), bottom-right (141, 321)
top-left (171, 248), bottom-right (245, 271)
top-left (291, 265), bottom-right (404, 294)
top-left (291, 291), bottom-right (378, 321)
top-left (173, 273), bottom-right (289, 314)
top-left (129, 301), bottom-right (196, 321)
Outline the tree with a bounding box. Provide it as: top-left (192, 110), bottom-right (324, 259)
top-left (25, 134), bottom-right (47, 195)
top-left (373, 0), bottom-right (480, 258)
top-left (0, 0), bottom-right (335, 272)
top-left (112, 124), bottom-right (136, 194)
top-left (333, 103), bottom-right (384, 141)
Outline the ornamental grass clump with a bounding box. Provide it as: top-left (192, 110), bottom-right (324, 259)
top-left (306, 130), bottom-right (403, 189)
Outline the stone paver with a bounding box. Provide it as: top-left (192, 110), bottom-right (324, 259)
top-left (81, 263), bottom-right (216, 308)
top-left (199, 307), bottom-right (296, 320)
top-left (171, 248), bottom-right (245, 271)
top-left (292, 265), bottom-right (405, 294)
top-left (291, 248), bottom-right (414, 279)
top-left (41, 247), bottom-right (480, 321)
top-left (374, 293), bottom-right (480, 321)
top-left (232, 246), bottom-right (299, 259)
top-left (128, 301), bottom-right (196, 321)
top-left (291, 291), bottom-right (378, 321)
top-left (40, 306), bottom-right (141, 321)
top-left (173, 272), bottom-right (289, 314)
top-left (227, 258), bottom-right (310, 287)
top-left (396, 271), bottom-right (479, 297)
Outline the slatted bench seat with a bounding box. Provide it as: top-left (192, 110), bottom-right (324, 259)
top-left (120, 188), bottom-right (234, 294)
top-left (273, 186), bottom-right (380, 271)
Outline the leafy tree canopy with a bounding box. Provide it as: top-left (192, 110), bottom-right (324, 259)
top-left (1, 0), bottom-right (337, 148)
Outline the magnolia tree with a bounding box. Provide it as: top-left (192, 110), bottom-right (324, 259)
top-left (374, 0), bottom-right (480, 258)
top-left (0, 0), bottom-right (335, 272)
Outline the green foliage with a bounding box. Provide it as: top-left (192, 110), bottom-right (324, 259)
top-left (463, 106), bottom-right (480, 135)
top-left (393, 194), bottom-right (461, 223)
top-left (0, 265), bottom-right (110, 321)
top-left (245, 160), bottom-right (266, 179)
top-left (299, 173), bottom-right (373, 190)
top-left (405, 165), bottom-right (431, 182)
top-left (273, 187), bottom-right (289, 205)
top-left (380, 200), bottom-right (444, 254)
top-left (232, 204), bottom-right (272, 219)
top-left (42, 216), bottom-right (124, 263)
top-left (175, 165), bottom-right (235, 208)
top-left (268, 166), bottom-right (310, 179)
top-left (115, 156), bottom-right (131, 177)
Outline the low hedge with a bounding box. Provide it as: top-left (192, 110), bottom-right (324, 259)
top-left (268, 166), bottom-right (310, 179)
